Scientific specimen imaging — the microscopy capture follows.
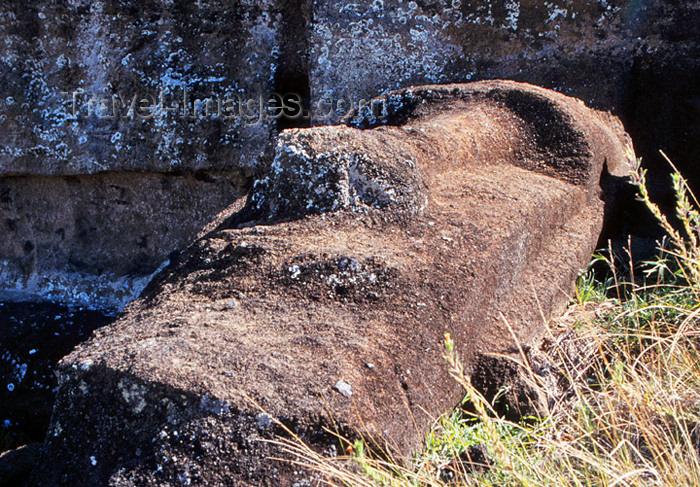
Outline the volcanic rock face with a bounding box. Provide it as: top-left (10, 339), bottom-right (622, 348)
top-left (310, 0), bottom-right (630, 118)
top-left (0, 0), bottom-right (277, 307)
top-left (0, 171), bottom-right (249, 308)
top-left (29, 81), bottom-right (631, 485)
top-left (0, 0), bottom-right (697, 307)
top-left (0, 0), bottom-right (278, 176)
top-left (308, 0), bottom-right (699, 117)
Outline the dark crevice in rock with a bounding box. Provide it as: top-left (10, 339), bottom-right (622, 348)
top-left (273, 0), bottom-right (312, 131)
top-left (469, 353), bottom-right (546, 423)
top-left (596, 159), bottom-right (664, 266)
top-left (0, 442), bottom-right (41, 487)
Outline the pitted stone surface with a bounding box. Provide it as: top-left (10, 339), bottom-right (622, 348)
top-left (0, 0), bottom-right (279, 176)
top-left (31, 81), bottom-right (632, 485)
top-left (0, 0), bottom-right (697, 307)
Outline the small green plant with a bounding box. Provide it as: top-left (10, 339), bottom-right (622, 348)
top-left (575, 253), bottom-right (615, 304)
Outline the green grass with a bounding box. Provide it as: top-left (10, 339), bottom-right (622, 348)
top-left (275, 147), bottom-right (700, 486)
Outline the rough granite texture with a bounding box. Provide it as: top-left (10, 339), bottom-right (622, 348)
top-left (29, 81), bottom-right (631, 485)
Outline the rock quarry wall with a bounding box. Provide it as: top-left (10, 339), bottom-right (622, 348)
top-left (0, 0), bottom-right (697, 308)
top-left (0, 0), bottom-right (279, 306)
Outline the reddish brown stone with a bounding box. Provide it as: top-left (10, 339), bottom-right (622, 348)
top-left (31, 81), bottom-right (631, 486)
